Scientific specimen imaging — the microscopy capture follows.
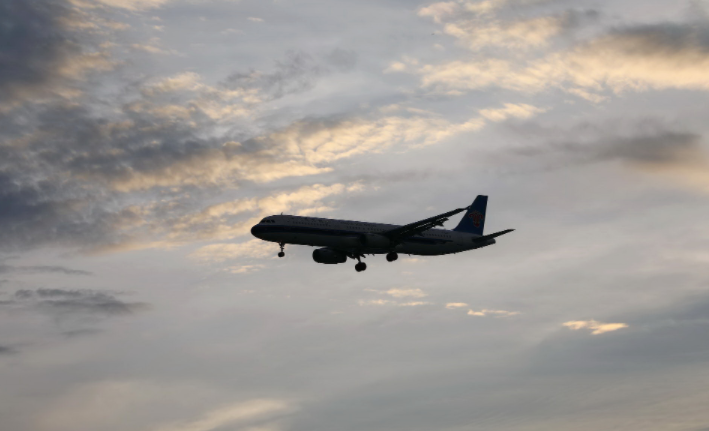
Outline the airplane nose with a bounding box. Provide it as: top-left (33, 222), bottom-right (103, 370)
top-left (250, 224), bottom-right (263, 238)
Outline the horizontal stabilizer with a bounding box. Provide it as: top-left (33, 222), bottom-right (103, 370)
top-left (473, 229), bottom-right (515, 243)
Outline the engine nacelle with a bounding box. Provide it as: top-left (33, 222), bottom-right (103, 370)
top-left (360, 233), bottom-right (391, 249)
top-left (312, 248), bottom-right (347, 264)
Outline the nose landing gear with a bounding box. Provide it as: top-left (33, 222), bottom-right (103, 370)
top-left (278, 242), bottom-right (285, 258)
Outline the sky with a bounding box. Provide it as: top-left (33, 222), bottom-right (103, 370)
top-left (2, 0), bottom-right (709, 430)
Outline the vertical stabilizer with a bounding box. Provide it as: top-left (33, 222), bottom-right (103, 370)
top-left (454, 195), bottom-right (487, 235)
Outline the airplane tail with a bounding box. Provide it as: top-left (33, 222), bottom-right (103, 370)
top-left (453, 195), bottom-right (487, 235)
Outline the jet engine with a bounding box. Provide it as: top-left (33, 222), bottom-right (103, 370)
top-left (359, 233), bottom-right (391, 249)
top-left (312, 248), bottom-right (347, 264)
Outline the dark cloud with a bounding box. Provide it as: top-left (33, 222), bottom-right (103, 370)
top-left (0, 0), bottom-right (79, 104)
top-left (0, 264), bottom-right (91, 276)
top-left (552, 131), bottom-right (702, 168)
top-left (0, 171), bottom-right (128, 252)
top-left (607, 22), bottom-right (709, 55)
top-left (0, 345), bottom-right (17, 355)
top-left (224, 50), bottom-right (323, 100)
top-left (503, 121), bottom-right (708, 174)
top-left (4, 288), bottom-right (149, 316)
top-left (61, 328), bottom-right (102, 338)
top-left (558, 9), bottom-right (601, 30)
top-left (324, 48), bottom-right (358, 72)
top-left (0, 0), bottom-right (371, 255)
top-left (0, 41), bottom-right (354, 253)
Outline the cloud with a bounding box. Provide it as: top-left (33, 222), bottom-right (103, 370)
top-left (479, 103), bottom-right (546, 122)
top-left (409, 13), bottom-right (709, 97)
top-left (561, 23), bottom-right (709, 93)
top-left (248, 17), bottom-right (264, 23)
top-left (563, 319), bottom-right (629, 335)
top-left (385, 288), bottom-right (428, 299)
top-left (37, 382), bottom-right (293, 431)
top-left (0, 0), bottom-right (112, 107)
top-left (418, 2), bottom-right (460, 24)
top-left (535, 295), bottom-right (709, 373)
top-left (129, 42), bottom-right (174, 56)
top-left (445, 302), bottom-right (469, 309)
top-left (420, 2), bottom-right (597, 51)
top-left (226, 264), bottom-right (266, 274)
top-left (151, 399), bottom-right (293, 431)
top-left (4, 288), bottom-right (149, 316)
top-left (147, 72), bottom-right (205, 94)
top-left (467, 309), bottom-right (520, 317)
top-left (89, 0), bottom-right (171, 11)
top-left (190, 240), bottom-right (276, 263)
top-left (440, 15), bottom-right (568, 51)
top-left (0, 345), bottom-right (17, 355)
top-left (461, 0), bottom-right (558, 16)
top-left (359, 299), bottom-right (395, 306)
top-left (4, 0), bottom-right (552, 257)
top-left (0, 172), bottom-right (124, 252)
top-left (261, 113), bottom-right (488, 166)
top-left (223, 51), bottom-right (322, 101)
top-left (506, 122), bottom-right (709, 191)
top-left (323, 48), bottom-right (358, 72)
top-left (358, 299), bottom-right (431, 307)
top-left (0, 264), bottom-right (92, 276)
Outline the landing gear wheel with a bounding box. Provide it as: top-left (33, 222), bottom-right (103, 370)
top-left (278, 243), bottom-right (285, 258)
top-left (355, 262), bottom-right (367, 272)
top-left (386, 252), bottom-right (398, 262)
top-left (278, 251), bottom-right (285, 258)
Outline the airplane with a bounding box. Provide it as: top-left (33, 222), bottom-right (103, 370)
top-left (250, 195), bottom-right (514, 272)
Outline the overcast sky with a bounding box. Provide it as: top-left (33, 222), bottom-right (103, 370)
top-left (2, 0), bottom-right (709, 430)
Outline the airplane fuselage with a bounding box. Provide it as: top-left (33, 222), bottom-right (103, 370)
top-left (250, 215), bottom-right (495, 256)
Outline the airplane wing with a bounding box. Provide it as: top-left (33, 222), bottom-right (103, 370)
top-left (382, 206), bottom-right (469, 242)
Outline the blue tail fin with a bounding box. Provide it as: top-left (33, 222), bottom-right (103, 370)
top-left (454, 195), bottom-right (487, 235)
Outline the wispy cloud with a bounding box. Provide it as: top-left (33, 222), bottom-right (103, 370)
top-left (190, 240), bottom-right (276, 263)
top-left (4, 288), bottom-right (149, 317)
top-left (385, 288), bottom-right (428, 299)
top-left (0, 264), bottom-right (91, 276)
top-left (467, 309), bottom-right (520, 317)
top-left (151, 399), bottom-right (293, 431)
top-left (563, 319), bottom-right (629, 335)
top-left (358, 299), bottom-right (431, 307)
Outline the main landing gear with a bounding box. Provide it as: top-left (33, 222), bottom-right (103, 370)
top-left (386, 252), bottom-right (398, 262)
top-left (351, 253), bottom-right (367, 272)
top-left (277, 242), bottom-right (285, 258)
